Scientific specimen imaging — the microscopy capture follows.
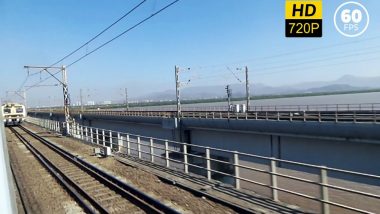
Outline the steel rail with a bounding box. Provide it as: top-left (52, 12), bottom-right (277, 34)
top-left (11, 126), bottom-right (180, 214)
top-left (9, 126), bottom-right (97, 214)
top-left (9, 164), bottom-right (30, 214)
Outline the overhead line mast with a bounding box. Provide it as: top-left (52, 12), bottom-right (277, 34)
top-left (24, 65), bottom-right (72, 136)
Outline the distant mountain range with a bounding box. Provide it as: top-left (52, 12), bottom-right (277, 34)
top-left (135, 75), bottom-right (380, 101)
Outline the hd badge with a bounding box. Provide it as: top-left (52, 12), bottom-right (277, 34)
top-left (285, 0), bottom-right (323, 37)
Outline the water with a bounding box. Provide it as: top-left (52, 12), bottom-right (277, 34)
top-left (128, 92), bottom-right (380, 111)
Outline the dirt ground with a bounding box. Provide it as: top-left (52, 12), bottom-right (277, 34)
top-left (24, 123), bottom-right (237, 214)
top-left (6, 128), bottom-right (84, 214)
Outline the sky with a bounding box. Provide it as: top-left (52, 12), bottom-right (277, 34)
top-left (1, 0), bottom-right (380, 106)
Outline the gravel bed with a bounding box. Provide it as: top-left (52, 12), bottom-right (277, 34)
top-left (25, 123), bottom-right (236, 214)
top-left (6, 128), bottom-right (84, 214)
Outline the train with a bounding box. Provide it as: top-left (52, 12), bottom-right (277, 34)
top-left (1, 103), bottom-right (27, 126)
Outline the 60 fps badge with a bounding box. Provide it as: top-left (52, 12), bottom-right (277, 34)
top-left (334, 1), bottom-right (370, 37)
top-left (285, 0), bottom-right (323, 37)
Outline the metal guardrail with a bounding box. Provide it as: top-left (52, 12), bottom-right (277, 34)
top-left (29, 103), bottom-right (380, 123)
top-left (29, 117), bottom-right (380, 214)
top-left (29, 103), bottom-right (380, 112)
top-left (127, 103), bottom-right (380, 112)
top-left (29, 108), bottom-right (380, 123)
top-left (91, 110), bottom-right (380, 123)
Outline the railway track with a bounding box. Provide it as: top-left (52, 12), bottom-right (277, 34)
top-left (9, 126), bottom-right (180, 214)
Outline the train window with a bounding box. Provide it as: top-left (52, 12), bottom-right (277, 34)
top-left (4, 108), bottom-right (11, 114)
top-left (16, 108), bottom-right (24, 113)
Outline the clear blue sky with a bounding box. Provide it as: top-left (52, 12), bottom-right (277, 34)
top-left (1, 0), bottom-right (379, 106)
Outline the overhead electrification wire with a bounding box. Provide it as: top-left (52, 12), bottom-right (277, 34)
top-left (186, 35), bottom-right (380, 70)
top-left (254, 56), bottom-right (380, 76)
top-left (253, 48), bottom-right (380, 73)
top-left (51, 0), bottom-right (147, 67)
top-left (18, 0), bottom-right (147, 91)
top-left (185, 48), bottom-right (380, 81)
top-left (26, 0), bottom-right (180, 90)
top-left (226, 66), bottom-right (243, 83)
top-left (183, 45), bottom-right (380, 82)
top-left (66, 0), bottom-right (180, 68)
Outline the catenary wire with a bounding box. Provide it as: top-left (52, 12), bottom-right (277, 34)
top-left (18, 0), bottom-right (147, 91)
top-left (67, 0), bottom-right (180, 68)
top-left (26, 0), bottom-right (180, 90)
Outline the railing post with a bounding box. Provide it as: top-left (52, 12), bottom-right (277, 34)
top-left (165, 141), bottom-right (170, 167)
top-left (71, 121), bottom-right (75, 136)
top-left (320, 167), bottom-right (330, 214)
top-left (234, 151), bottom-right (240, 189)
top-left (150, 138), bottom-right (154, 163)
top-left (80, 125), bottom-right (84, 140)
top-left (76, 123), bottom-right (79, 138)
top-left (127, 134), bottom-right (130, 155)
top-left (137, 136), bottom-right (141, 159)
top-left (90, 128), bottom-right (94, 143)
top-left (270, 158), bottom-right (279, 201)
top-left (101, 129), bottom-right (104, 146)
top-left (74, 122), bottom-right (77, 137)
top-left (375, 111), bottom-right (377, 123)
top-left (117, 133), bottom-right (122, 152)
top-left (95, 128), bottom-right (99, 144)
top-left (109, 131), bottom-right (113, 149)
top-left (77, 125), bottom-right (81, 139)
top-left (206, 147), bottom-right (211, 180)
top-left (183, 144), bottom-right (188, 174)
top-left (85, 127), bottom-right (88, 141)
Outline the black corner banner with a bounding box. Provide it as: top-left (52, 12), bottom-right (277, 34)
top-left (285, 19), bottom-right (323, 37)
